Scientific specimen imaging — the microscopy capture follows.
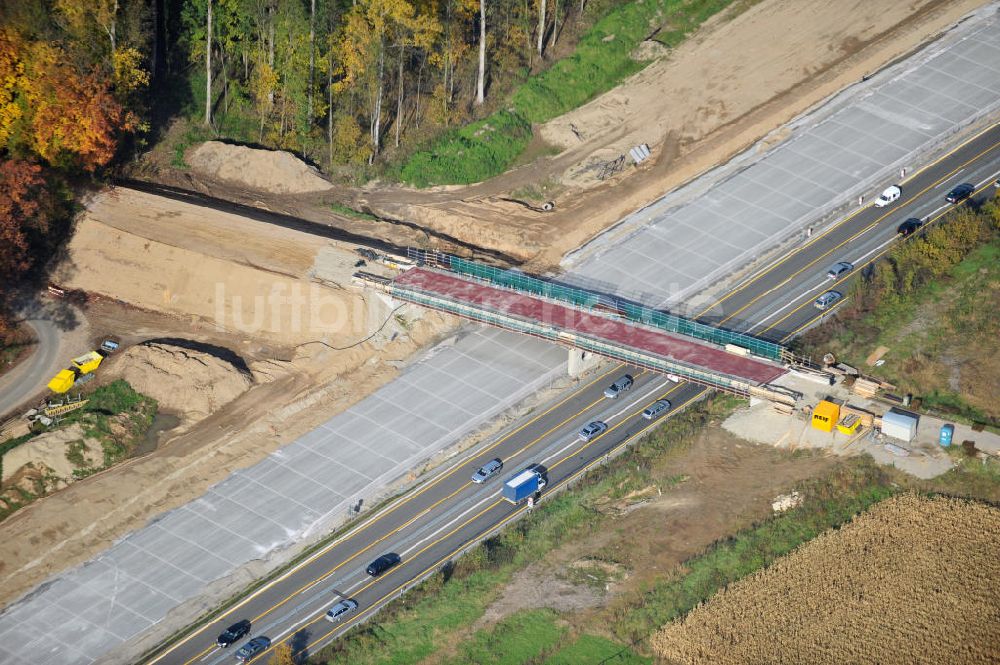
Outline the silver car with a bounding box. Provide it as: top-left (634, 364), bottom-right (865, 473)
top-left (471, 458), bottom-right (503, 483)
top-left (325, 599), bottom-right (359, 623)
top-left (578, 421), bottom-right (608, 442)
top-left (603, 374), bottom-right (634, 399)
top-left (642, 400), bottom-right (672, 420)
top-left (814, 291), bottom-right (842, 310)
top-left (826, 261), bottom-right (853, 280)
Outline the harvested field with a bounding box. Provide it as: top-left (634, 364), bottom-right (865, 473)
top-left (652, 494), bottom-right (1000, 664)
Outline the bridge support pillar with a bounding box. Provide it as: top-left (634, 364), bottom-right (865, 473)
top-left (567, 349), bottom-right (601, 377)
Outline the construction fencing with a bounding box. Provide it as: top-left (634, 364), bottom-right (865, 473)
top-left (407, 249), bottom-right (786, 362)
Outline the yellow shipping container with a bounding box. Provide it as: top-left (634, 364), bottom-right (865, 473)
top-left (811, 400), bottom-right (840, 432)
top-left (47, 369), bottom-right (77, 393)
top-left (71, 351), bottom-right (103, 374)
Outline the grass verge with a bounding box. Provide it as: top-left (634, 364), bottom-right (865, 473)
top-left (312, 394), bottom-right (740, 664)
top-left (793, 200), bottom-right (1000, 425)
top-left (398, 0), bottom-right (740, 187)
top-left (609, 460), bottom-right (895, 644)
top-left (0, 380), bottom-right (157, 520)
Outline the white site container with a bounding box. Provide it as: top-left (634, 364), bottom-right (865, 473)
top-left (881, 408), bottom-right (918, 442)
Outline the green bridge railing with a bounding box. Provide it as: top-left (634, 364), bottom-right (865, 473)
top-left (408, 250), bottom-right (785, 362)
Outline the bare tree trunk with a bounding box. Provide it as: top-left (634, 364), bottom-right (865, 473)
top-left (370, 42), bottom-right (384, 164)
top-left (537, 0), bottom-right (545, 57)
top-left (103, 0), bottom-right (119, 53)
top-left (395, 47), bottom-right (404, 148)
top-left (328, 50), bottom-right (334, 166)
top-left (308, 0), bottom-right (316, 117)
top-left (267, 4), bottom-right (275, 104)
top-left (476, 0), bottom-right (486, 105)
top-left (551, 0), bottom-right (558, 48)
top-left (415, 54), bottom-right (424, 128)
top-left (205, 0), bottom-right (212, 125)
top-left (221, 50), bottom-right (228, 114)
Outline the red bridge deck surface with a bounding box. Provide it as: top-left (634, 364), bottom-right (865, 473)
top-left (395, 268), bottom-right (786, 385)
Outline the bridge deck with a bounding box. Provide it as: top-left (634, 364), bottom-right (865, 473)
top-left (395, 268), bottom-right (786, 385)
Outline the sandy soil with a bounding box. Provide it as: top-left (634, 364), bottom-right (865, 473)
top-left (0, 191), bottom-right (456, 608)
top-left (349, 0), bottom-right (984, 267)
top-left (188, 141), bottom-right (333, 194)
top-left (0, 424), bottom-right (99, 485)
top-left (56, 188), bottom-right (384, 347)
top-left (106, 342), bottom-right (254, 426)
top-left (417, 425), bottom-right (838, 665)
top-left (477, 426), bottom-right (836, 627)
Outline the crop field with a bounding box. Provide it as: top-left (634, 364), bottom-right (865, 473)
top-left (652, 494), bottom-right (1000, 664)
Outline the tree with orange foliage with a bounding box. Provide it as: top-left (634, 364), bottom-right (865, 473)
top-left (0, 29), bottom-right (141, 172)
top-left (0, 159), bottom-right (60, 339)
top-left (22, 41), bottom-right (138, 171)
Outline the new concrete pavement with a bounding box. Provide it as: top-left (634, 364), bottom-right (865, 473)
top-left (141, 119), bottom-right (1000, 665)
top-left (1, 5), bottom-right (999, 664)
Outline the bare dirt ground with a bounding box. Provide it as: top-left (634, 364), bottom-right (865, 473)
top-left (419, 425), bottom-right (838, 663)
top-left (0, 191), bottom-right (456, 607)
top-left (345, 0), bottom-right (986, 267)
top-left (134, 1), bottom-right (985, 271)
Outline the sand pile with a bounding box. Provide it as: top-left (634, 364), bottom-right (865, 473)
top-left (188, 141), bottom-right (333, 194)
top-left (1, 424), bottom-right (100, 485)
top-left (109, 343), bottom-right (254, 423)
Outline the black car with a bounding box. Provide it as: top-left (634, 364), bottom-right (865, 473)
top-left (366, 552), bottom-right (402, 576)
top-left (896, 218), bottom-right (922, 237)
top-left (217, 620), bottom-right (251, 648)
top-left (945, 183), bottom-right (974, 204)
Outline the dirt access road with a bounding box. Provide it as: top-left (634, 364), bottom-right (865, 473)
top-left (145, 0), bottom-right (984, 269)
top-left (346, 0), bottom-right (987, 268)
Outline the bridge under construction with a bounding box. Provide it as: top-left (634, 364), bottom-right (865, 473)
top-left (355, 251), bottom-right (801, 406)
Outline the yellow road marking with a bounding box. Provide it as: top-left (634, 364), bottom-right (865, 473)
top-left (766, 180), bottom-right (998, 339)
top-left (169, 363), bottom-right (623, 665)
top-left (285, 383), bottom-right (700, 660)
top-left (692, 123), bottom-right (1000, 321)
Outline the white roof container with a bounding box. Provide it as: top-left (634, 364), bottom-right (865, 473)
top-left (881, 408), bottom-right (918, 442)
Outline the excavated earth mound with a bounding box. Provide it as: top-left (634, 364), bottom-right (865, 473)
top-left (108, 342), bottom-right (254, 424)
top-left (188, 141), bottom-right (333, 194)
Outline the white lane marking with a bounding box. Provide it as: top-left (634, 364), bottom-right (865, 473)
top-left (745, 237), bottom-right (896, 333)
top-left (606, 380), bottom-right (668, 422)
top-left (543, 437), bottom-right (588, 465)
top-left (401, 492), bottom-right (498, 554)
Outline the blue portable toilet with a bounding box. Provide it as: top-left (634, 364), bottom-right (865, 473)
top-left (939, 424), bottom-right (955, 447)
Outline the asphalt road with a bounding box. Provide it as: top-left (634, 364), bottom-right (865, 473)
top-left (0, 316), bottom-right (62, 419)
top-left (696, 122), bottom-right (1000, 343)
top-left (147, 123), bottom-right (1000, 665)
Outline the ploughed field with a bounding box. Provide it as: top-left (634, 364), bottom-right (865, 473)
top-left (652, 494), bottom-right (1000, 664)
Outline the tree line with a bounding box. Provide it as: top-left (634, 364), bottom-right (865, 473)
top-left (0, 0), bottom-right (591, 339)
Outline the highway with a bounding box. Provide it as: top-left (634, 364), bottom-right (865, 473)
top-left (146, 121), bottom-right (1000, 665)
top-left (696, 122), bottom-right (1000, 343)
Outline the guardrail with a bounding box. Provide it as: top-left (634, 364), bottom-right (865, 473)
top-left (406, 249), bottom-right (786, 362)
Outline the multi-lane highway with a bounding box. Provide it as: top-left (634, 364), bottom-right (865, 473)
top-left (696, 122), bottom-right (1000, 342)
top-left (147, 122), bottom-right (1000, 665)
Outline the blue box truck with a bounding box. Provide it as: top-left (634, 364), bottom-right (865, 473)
top-left (502, 468), bottom-right (546, 504)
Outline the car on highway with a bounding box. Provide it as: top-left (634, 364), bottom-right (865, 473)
top-left (945, 183), bottom-right (975, 204)
top-left (325, 598), bottom-right (359, 623)
top-left (235, 636), bottom-right (271, 663)
top-left (578, 421), bottom-right (608, 442)
top-left (603, 374), bottom-right (634, 399)
top-left (813, 291), bottom-right (842, 310)
top-left (366, 552), bottom-right (402, 577)
top-left (896, 218), bottom-right (922, 236)
top-left (874, 185), bottom-right (901, 207)
top-left (471, 458), bottom-right (504, 483)
top-left (217, 620), bottom-right (252, 648)
top-left (642, 400), bottom-right (672, 420)
top-left (826, 261), bottom-right (853, 280)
